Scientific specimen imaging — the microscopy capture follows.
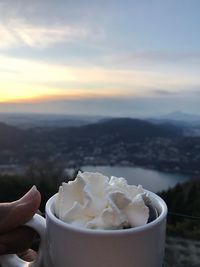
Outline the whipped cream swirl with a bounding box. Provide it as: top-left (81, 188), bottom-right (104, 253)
top-left (54, 171), bottom-right (149, 229)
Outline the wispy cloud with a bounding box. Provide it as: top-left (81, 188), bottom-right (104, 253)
top-left (0, 19), bottom-right (91, 49)
top-left (152, 89), bottom-right (178, 96)
top-left (1, 53), bottom-right (200, 103)
top-left (102, 50), bottom-right (200, 66)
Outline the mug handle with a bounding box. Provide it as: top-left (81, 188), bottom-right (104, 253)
top-left (0, 214), bottom-right (46, 267)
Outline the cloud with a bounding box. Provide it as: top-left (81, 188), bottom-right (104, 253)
top-left (1, 53), bottom-right (200, 104)
top-left (152, 89), bottom-right (178, 96)
top-left (0, 0), bottom-right (107, 50)
top-left (102, 50), bottom-right (200, 66)
top-left (0, 19), bottom-right (91, 49)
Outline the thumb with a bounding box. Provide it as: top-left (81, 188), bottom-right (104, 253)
top-left (0, 186), bottom-right (41, 234)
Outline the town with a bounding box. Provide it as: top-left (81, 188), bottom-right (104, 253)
top-left (0, 118), bottom-right (200, 176)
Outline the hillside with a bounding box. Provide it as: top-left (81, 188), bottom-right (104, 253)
top-left (159, 177), bottom-right (200, 238)
top-left (0, 118), bottom-right (182, 148)
top-left (44, 118), bottom-right (182, 143)
top-left (0, 122), bottom-right (28, 150)
top-left (76, 118), bottom-right (181, 139)
top-left (0, 118), bottom-right (195, 172)
top-left (0, 113), bottom-right (101, 128)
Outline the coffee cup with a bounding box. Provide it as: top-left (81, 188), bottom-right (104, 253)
top-left (0, 191), bottom-right (167, 267)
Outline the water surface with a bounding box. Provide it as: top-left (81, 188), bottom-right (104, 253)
top-left (82, 165), bottom-right (190, 192)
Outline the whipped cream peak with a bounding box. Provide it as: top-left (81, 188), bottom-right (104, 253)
top-left (54, 171), bottom-right (149, 229)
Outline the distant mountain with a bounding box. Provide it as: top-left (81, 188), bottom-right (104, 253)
top-left (0, 118), bottom-right (183, 166)
top-left (147, 111), bottom-right (200, 133)
top-left (46, 118), bottom-right (182, 146)
top-left (161, 111), bottom-right (200, 121)
top-left (0, 118), bottom-right (182, 151)
top-left (84, 118), bottom-right (182, 138)
top-left (0, 113), bottom-right (104, 129)
top-left (146, 111), bottom-right (200, 127)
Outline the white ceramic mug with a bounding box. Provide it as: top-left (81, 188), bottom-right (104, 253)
top-left (0, 191), bottom-right (167, 267)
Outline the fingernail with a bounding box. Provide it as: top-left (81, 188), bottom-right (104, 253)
top-left (0, 244), bottom-right (6, 255)
top-left (19, 185), bottom-right (38, 203)
top-left (30, 185), bottom-right (38, 195)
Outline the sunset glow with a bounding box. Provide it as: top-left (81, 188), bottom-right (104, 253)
top-left (0, 1), bottom-right (200, 116)
top-left (1, 54), bottom-right (199, 104)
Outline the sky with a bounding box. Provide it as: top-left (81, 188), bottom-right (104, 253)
top-left (0, 0), bottom-right (200, 117)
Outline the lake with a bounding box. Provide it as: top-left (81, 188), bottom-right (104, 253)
top-left (82, 165), bottom-right (191, 192)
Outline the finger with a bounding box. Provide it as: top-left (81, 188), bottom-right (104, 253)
top-left (0, 186), bottom-right (41, 234)
top-left (18, 249), bottom-right (37, 262)
top-left (0, 226), bottom-right (36, 255)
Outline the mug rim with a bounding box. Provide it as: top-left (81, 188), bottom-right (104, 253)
top-left (45, 190), bottom-right (167, 235)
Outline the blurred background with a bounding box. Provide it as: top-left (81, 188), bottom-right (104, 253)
top-left (0, 1), bottom-right (200, 265)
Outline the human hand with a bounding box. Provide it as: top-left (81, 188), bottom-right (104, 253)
top-left (0, 186), bottom-right (41, 261)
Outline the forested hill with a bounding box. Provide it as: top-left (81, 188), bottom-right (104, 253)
top-left (0, 118), bottom-right (182, 147)
top-left (159, 177), bottom-right (200, 238)
top-left (68, 118), bottom-right (182, 140)
top-left (37, 118), bottom-right (182, 143)
top-left (0, 117), bottom-right (190, 171)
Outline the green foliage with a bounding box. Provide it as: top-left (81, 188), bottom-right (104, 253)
top-left (0, 160), bottom-right (77, 212)
top-left (0, 161), bottom-right (199, 239)
top-left (0, 174), bottom-right (54, 212)
top-left (159, 178), bottom-right (200, 238)
top-left (0, 175), bottom-right (32, 202)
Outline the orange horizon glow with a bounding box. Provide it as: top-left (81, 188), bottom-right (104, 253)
top-left (0, 89), bottom-right (133, 104)
top-left (0, 54), bottom-right (143, 104)
top-left (1, 54), bottom-right (198, 105)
